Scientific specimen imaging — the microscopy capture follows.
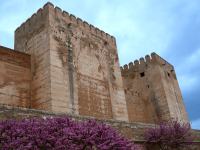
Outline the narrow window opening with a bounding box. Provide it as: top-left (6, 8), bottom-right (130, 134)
top-left (147, 85), bottom-right (149, 88)
top-left (168, 72), bottom-right (170, 77)
top-left (140, 72), bottom-right (145, 77)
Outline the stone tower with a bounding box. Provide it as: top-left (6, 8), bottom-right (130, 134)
top-left (14, 2), bottom-right (129, 121)
top-left (121, 53), bottom-right (189, 124)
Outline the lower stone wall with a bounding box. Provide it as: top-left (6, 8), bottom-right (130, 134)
top-left (0, 105), bottom-right (199, 149)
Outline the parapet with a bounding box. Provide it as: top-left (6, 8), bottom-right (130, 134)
top-left (15, 2), bottom-right (116, 46)
top-left (0, 46), bottom-right (31, 69)
top-left (15, 2), bottom-right (52, 36)
top-left (121, 52), bottom-right (174, 75)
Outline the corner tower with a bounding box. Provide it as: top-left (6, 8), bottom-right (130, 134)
top-left (121, 53), bottom-right (189, 124)
top-left (14, 2), bottom-right (128, 121)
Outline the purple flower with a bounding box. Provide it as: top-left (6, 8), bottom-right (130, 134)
top-left (144, 117), bottom-right (196, 150)
top-left (0, 116), bottom-right (141, 150)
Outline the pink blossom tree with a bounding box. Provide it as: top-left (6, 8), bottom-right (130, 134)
top-left (0, 116), bottom-right (141, 150)
top-left (144, 117), bottom-right (196, 150)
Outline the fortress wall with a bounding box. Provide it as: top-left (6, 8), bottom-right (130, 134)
top-left (151, 54), bottom-right (187, 122)
top-left (0, 105), bottom-right (199, 150)
top-left (162, 70), bottom-right (183, 120)
top-left (124, 90), bottom-right (148, 123)
top-left (149, 64), bottom-right (172, 121)
top-left (47, 3), bottom-right (128, 120)
top-left (48, 3), bottom-right (72, 114)
top-left (121, 52), bottom-right (189, 123)
top-left (121, 58), bottom-right (158, 124)
top-left (29, 30), bottom-right (51, 111)
top-left (162, 66), bottom-right (189, 123)
top-left (172, 76), bottom-right (189, 123)
top-left (152, 53), bottom-right (189, 123)
top-left (150, 53), bottom-right (184, 121)
top-left (14, 3), bottom-right (52, 111)
top-left (0, 46), bottom-right (31, 108)
top-left (14, 2), bottom-right (128, 120)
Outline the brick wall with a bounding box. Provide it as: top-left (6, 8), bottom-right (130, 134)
top-left (14, 2), bottom-right (129, 121)
top-left (121, 53), bottom-right (189, 124)
top-left (0, 46), bottom-right (31, 108)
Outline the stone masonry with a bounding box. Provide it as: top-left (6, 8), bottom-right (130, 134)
top-left (0, 46), bottom-right (31, 108)
top-left (14, 2), bottom-right (128, 121)
top-left (121, 53), bottom-right (189, 124)
top-left (1, 2), bottom-right (189, 126)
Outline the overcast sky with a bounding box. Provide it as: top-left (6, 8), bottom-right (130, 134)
top-left (0, 0), bottom-right (199, 130)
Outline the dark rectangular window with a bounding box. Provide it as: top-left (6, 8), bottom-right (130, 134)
top-left (168, 72), bottom-right (170, 77)
top-left (140, 72), bottom-right (145, 77)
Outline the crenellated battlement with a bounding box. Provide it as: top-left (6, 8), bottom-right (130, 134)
top-left (15, 2), bottom-right (50, 36)
top-left (15, 2), bottom-right (116, 45)
top-left (120, 52), bottom-right (174, 74)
